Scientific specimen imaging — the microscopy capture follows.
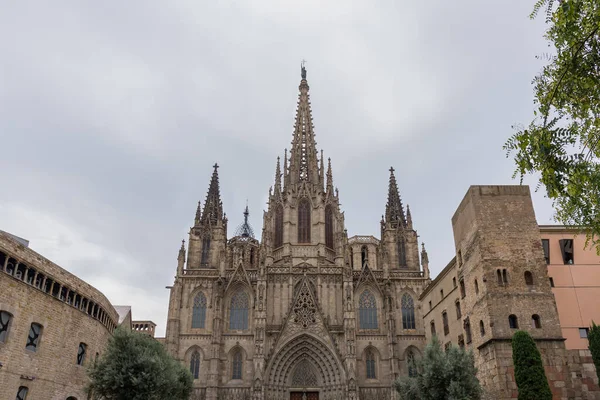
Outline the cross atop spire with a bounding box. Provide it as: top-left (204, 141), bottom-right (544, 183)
top-left (200, 163), bottom-right (223, 225)
top-left (385, 166), bottom-right (407, 229)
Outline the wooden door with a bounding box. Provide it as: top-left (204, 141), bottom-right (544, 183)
top-left (290, 392), bottom-right (318, 400)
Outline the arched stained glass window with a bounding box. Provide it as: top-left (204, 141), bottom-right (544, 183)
top-left (229, 291), bottom-right (249, 330)
top-left (366, 349), bottom-right (376, 379)
top-left (358, 290), bottom-right (377, 329)
top-left (325, 205), bottom-right (334, 249)
top-left (190, 351), bottom-right (200, 379)
top-left (192, 292), bottom-right (207, 329)
top-left (201, 237), bottom-right (211, 266)
top-left (398, 237), bottom-right (407, 267)
top-left (298, 199), bottom-right (311, 243)
top-left (274, 205), bottom-right (283, 248)
top-left (401, 294), bottom-right (416, 329)
top-left (232, 349), bottom-right (243, 379)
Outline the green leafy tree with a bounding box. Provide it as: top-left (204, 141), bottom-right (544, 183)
top-left (504, 0), bottom-right (600, 251)
top-left (87, 327), bottom-right (193, 400)
top-left (394, 336), bottom-right (482, 400)
top-left (589, 322), bottom-right (600, 382)
top-left (512, 330), bottom-right (552, 400)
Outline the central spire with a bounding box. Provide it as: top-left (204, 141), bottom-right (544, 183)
top-left (386, 166), bottom-right (407, 229)
top-left (201, 163), bottom-right (223, 225)
top-left (287, 64), bottom-right (319, 186)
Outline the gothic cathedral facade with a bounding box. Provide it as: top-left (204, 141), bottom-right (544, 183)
top-left (165, 69), bottom-right (431, 400)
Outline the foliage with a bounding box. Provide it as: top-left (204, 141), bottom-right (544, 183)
top-left (87, 327), bottom-right (192, 400)
top-left (512, 330), bottom-right (552, 400)
top-left (394, 336), bottom-right (482, 400)
top-left (589, 321), bottom-right (600, 383)
top-left (504, 0), bottom-right (600, 251)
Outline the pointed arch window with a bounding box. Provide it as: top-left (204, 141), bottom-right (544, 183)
top-left (298, 199), bottom-right (311, 243)
top-left (325, 204), bottom-right (334, 249)
top-left (190, 351), bottom-right (200, 379)
top-left (358, 290), bottom-right (378, 329)
top-left (274, 205), bottom-right (283, 248)
top-left (232, 349), bottom-right (243, 379)
top-left (200, 237), bottom-right (211, 266)
top-left (366, 349), bottom-right (376, 379)
top-left (229, 291), bottom-right (249, 330)
top-left (398, 237), bottom-right (407, 267)
top-left (407, 350), bottom-right (417, 377)
top-left (192, 292), bottom-right (207, 329)
top-left (401, 294), bottom-right (416, 330)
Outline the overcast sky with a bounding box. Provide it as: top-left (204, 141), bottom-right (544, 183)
top-left (0, 1), bottom-right (554, 336)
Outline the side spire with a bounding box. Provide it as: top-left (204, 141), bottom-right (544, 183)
top-left (319, 150), bottom-right (325, 189)
top-left (326, 157), bottom-right (334, 194)
top-left (385, 167), bottom-right (406, 228)
top-left (274, 156), bottom-right (282, 195)
top-left (283, 148), bottom-right (289, 191)
top-left (288, 65), bottom-right (319, 186)
top-left (194, 201), bottom-right (202, 226)
top-left (421, 242), bottom-right (430, 279)
top-left (406, 204), bottom-right (413, 230)
top-left (177, 239), bottom-right (186, 274)
top-left (201, 163), bottom-right (223, 225)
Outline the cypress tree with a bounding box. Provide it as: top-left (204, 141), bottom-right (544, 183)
top-left (589, 322), bottom-right (600, 383)
top-left (512, 330), bottom-right (552, 400)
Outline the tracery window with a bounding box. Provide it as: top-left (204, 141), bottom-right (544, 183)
top-left (190, 351), bottom-right (200, 379)
top-left (232, 349), bottom-right (243, 379)
top-left (229, 291), bottom-right (249, 330)
top-left (366, 349), bottom-right (376, 379)
top-left (200, 237), bottom-right (211, 266)
top-left (274, 205), bottom-right (283, 248)
top-left (76, 343), bottom-right (87, 366)
top-left (398, 237), bottom-right (407, 267)
top-left (358, 290), bottom-right (378, 329)
top-left (0, 310), bottom-right (12, 343)
top-left (192, 292), bottom-right (207, 329)
top-left (16, 386), bottom-right (28, 400)
top-left (325, 205), bottom-right (334, 249)
top-left (401, 294), bottom-right (416, 330)
top-left (25, 323), bottom-right (42, 352)
top-left (298, 198), bottom-right (311, 243)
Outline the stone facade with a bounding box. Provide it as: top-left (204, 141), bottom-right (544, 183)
top-left (164, 70), bottom-right (431, 400)
top-left (420, 186), bottom-right (600, 399)
top-left (0, 231), bottom-right (118, 400)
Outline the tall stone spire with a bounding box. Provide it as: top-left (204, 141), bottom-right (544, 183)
top-left (177, 239), bottom-right (186, 274)
top-left (326, 157), bottom-right (334, 194)
top-left (319, 150), bottom-right (325, 188)
top-left (421, 242), bottom-right (430, 279)
top-left (194, 201), bottom-right (202, 226)
top-left (201, 163), bottom-right (223, 225)
top-left (274, 156), bottom-right (282, 195)
top-left (385, 167), bottom-right (407, 229)
top-left (406, 204), bottom-right (413, 230)
top-left (287, 65), bottom-right (319, 186)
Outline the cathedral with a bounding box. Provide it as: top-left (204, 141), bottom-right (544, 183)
top-left (164, 66), bottom-right (431, 400)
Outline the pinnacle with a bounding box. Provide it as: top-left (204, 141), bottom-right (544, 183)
top-left (200, 163), bottom-right (223, 225)
top-left (385, 166), bottom-right (406, 228)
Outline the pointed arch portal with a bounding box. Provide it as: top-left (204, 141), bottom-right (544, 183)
top-left (265, 334), bottom-right (346, 399)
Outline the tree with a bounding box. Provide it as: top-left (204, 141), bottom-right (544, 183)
top-left (504, 0), bottom-right (600, 251)
top-left (87, 327), bottom-right (193, 400)
top-left (512, 330), bottom-right (552, 400)
top-left (394, 336), bottom-right (483, 400)
top-left (589, 322), bottom-right (600, 383)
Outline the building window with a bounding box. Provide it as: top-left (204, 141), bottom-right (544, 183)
top-left (25, 323), bottom-right (42, 352)
top-left (401, 294), bottom-right (415, 330)
top-left (509, 314), bottom-right (519, 329)
top-left (407, 350), bottom-right (417, 377)
top-left (531, 314), bottom-right (541, 329)
top-left (580, 328), bottom-right (590, 338)
top-left (361, 246), bottom-right (368, 267)
top-left (452, 277), bottom-right (457, 288)
top-left (297, 198), bottom-right (311, 243)
top-left (366, 349), bottom-right (376, 379)
top-left (458, 334), bottom-right (465, 349)
top-left (350, 248), bottom-right (354, 269)
top-left (430, 321), bottom-right (436, 336)
top-left (76, 343), bottom-right (87, 366)
top-left (190, 351), bottom-right (200, 379)
top-left (542, 239), bottom-right (550, 264)
top-left (498, 269), bottom-right (509, 285)
top-left (474, 279), bottom-right (479, 294)
top-left (459, 279), bottom-right (466, 298)
top-left (457, 250), bottom-right (463, 267)
top-left (16, 387), bottom-right (28, 400)
top-left (397, 237), bottom-right (407, 267)
top-left (229, 291), bottom-right (249, 330)
top-left (359, 290), bottom-right (378, 330)
top-left (524, 271), bottom-right (534, 286)
top-left (325, 205), bottom-right (334, 249)
top-left (444, 342), bottom-right (451, 352)
top-left (442, 312), bottom-right (449, 336)
top-left (192, 292), bottom-right (207, 329)
top-left (428, 301), bottom-right (432, 310)
top-left (440, 289), bottom-right (444, 299)
top-left (479, 320), bottom-right (485, 337)
top-left (232, 350), bottom-right (243, 379)
top-left (455, 301), bottom-right (462, 319)
top-left (274, 205), bottom-right (283, 248)
top-left (0, 310), bottom-right (13, 343)
top-left (549, 277), bottom-right (555, 287)
top-left (559, 239), bottom-right (574, 264)
top-left (200, 237), bottom-right (211, 266)
top-left (464, 318), bottom-right (472, 344)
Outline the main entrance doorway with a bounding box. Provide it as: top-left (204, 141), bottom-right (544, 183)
top-left (290, 392), bottom-right (318, 400)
